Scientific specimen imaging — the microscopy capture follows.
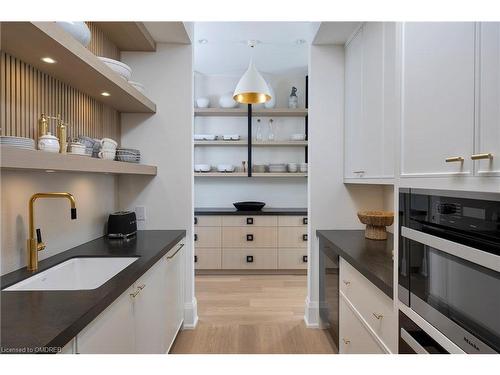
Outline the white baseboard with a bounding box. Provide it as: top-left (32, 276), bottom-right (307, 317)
top-left (304, 297), bottom-right (320, 328)
top-left (182, 297), bottom-right (198, 330)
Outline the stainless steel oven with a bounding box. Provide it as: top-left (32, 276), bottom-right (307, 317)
top-left (399, 189), bottom-right (500, 354)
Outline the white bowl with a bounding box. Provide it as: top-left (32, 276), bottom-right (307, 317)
top-left (217, 164), bottom-right (235, 173)
top-left (287, 163), bottom-right (298, 173)
top-left (222, 134), bottom-right (240, 141)
top-left (196, 97), bottom-right (210, 108)
top-left (129, 81), bottom-right (145, 94)
top-left (56, 22), bottom-right (91, 46)
top-left (98, 57), bottom-right (132, 81)
top-left (291, 134), bottom-right (306, 141)
top-left (194, 164), bottom-right (211, 172)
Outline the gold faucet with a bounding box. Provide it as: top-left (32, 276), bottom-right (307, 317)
top-left (27, 193), bottom-right (77, 272)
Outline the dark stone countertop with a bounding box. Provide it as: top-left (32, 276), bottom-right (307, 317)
top-left (195, 207), bottom-right (307, 216)
top-left (1, 230), bottom-right (185, 353)
top-left (317, 230), bottom-right (394, 299)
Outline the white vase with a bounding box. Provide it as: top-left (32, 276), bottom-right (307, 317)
top-left (56, 22), bottom-right (91, 47)
top-left (264, 85), bottom-right (276, 109)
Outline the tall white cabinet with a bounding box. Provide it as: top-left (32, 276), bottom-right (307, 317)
top-left (344, 23), bottom-right (396, 181)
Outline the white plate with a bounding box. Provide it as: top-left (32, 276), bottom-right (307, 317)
top-left (98, 57), bottom-right (132, 81)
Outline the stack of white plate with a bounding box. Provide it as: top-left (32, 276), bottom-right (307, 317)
top-left (129, 81), bottom-right (145, 94)
top-left (194, 134), bottom-right (217, 141)
top-left (98, 57), bottom-right (132, 81)
top-left (268, 164), bottom-right (287, 173)
top-left (194, 164), bottom-right (211, 172)
top-left (116, 148), bottom-right (140, 163)
top-left (0, 136), bottom-right (35, 150)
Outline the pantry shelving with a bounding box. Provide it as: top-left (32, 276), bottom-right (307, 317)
top-left (194, 172), bottom-right (307, 178)
top-left (194, 140), bottom-right (308, 147)
top-left (0, 22), bottom-right (156, 113)
top-left (194, 108), bottom-right (308, 117)
top-left (0, 147), bottom-right (157, 176)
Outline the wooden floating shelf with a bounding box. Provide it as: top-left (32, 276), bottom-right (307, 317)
top-left (194, 172), bottom-right (307, 178)
top-left (1, 147), bottom-right (157, 176)
top-left (93, 22), bottom-right (156, 52)
top-left (194, 140), bottom-right (308, 147)
top-left (1, 22), bottom-right (156, 113)
top-left (194, 108), bottom-right (308, 117)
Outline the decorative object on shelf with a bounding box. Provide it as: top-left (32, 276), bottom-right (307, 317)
top-left (255, 118), bottom-right (263, 141)
top-left (194, 134), bottom-right (217, 141)
top-left (98, 57), bottom-right (132, 81)
top-left (291, 133), bottom-right (306, 141)
top-left (194, 164), bottom-right (211, 172)
top-left (38, 114), bottom-right (49, 137)
top-left (56, 115), bottom-right (68, 154)
top-left (267, 118), bottom-right (275, 141)
top-left (100, 138), bottom-right (118, 151)
top-left (264, 84), bottom-right (276, 109)
top-left (98, 149), bottom-right (116, 160)
top-left (222, 134), bottom-right (240, 141)
top-left (77, 136), bottom-right (101, 157)
top-left (299, 163), bottom-right (308, 173)
top-left (116, 148), bottom-right (141, 163)
top-left (233, 41), bottom-right (271, 104)
top-left (55, 22), bottom-right (91, 47)
top-left (288, 86), bottom-right (298, 108)
top-left (129, 81), bottom-right (145, 94)
top-left (219, 92), bottom-right (239, 108)
top-left (242, 161), bottom-right (246, 173)
top-left (38, 133), bottom-right (60, 153)
top-left (216, 164), bottom-right (235, 173)
top-left (196, 97), bottom-right (210, 108)
top-left (357, 211), bottom-right (394, 240)
top-left (0, 136), bottom-right (35, 150)
top-left (233, 201), bottom-right (266, 211)
top-left (68, 142), bottom-right (86, 156)
top-left (252, 164), bottom-right (267, 173)
top-left (268, 163), bottom-right (287, 173)
top-left (287, 163), bottom-right (298, 173)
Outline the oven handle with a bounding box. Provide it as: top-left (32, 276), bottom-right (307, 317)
top-left (400, 328), bottom-right (430, 354)
top-left (401, 226), bottom-right (500, 273)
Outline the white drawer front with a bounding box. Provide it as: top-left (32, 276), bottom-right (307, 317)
top-left (278, 248), bottom-right (308, 269)
top-left (339, 295), bottom-right (385, 354)
top-left (222, 227), bottom-right (277, 248)
top-left (340, 258), bottom-right (396, 353)
top-left (278, 215), bottom-right (308, 227)
top-left (195, 248), bottom-right (221, 269)
top-left (222, 248), bottom-right (278, 269)
top-left (222, 216), bottom-right (277, 227)
top-left (278, 227), bottom-right (308, 248)
top-left (194, 215), bottom-right (222, 227)
top-left (194, 227), bottom-right (221, 248)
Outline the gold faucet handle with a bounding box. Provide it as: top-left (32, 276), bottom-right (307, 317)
top-left (36, 229), bottom-right (46, 251)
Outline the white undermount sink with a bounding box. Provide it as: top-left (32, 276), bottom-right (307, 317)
top-left (3, 257), bottom-right (139, 291)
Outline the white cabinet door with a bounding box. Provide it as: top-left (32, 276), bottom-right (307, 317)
top-left (401, 22), bottom-right (475, 177)
top-left (477, 22), bottom-right (500, 176)
top-left (165, 242), bottom-right (185, 352)
top-left (77, 286), bottom-right (135, 354)
top-left (345, 27), bottom-right (364, 178)
top-left (134, 256), bottom-right (167, 354)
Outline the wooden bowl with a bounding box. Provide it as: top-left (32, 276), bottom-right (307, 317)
top-left (357, 211), bottom-right (394, 240)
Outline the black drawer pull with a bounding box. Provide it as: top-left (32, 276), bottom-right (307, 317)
top-left (194, 217), bottom-right (198, 225)
top-left (246, 217), bottom-right (254, 225)
top-left (194, 255), bottom-right (198, 263)
top-left (303, 234), bottom-right (308, 241)
top-left (194, 234), bottom-right (198, 241)
top-left (246, 255), bottom-right (254, 263)
top-left (246, 234), bottom-right (254, 241)
top-left (303, 217), bottom-right (308, 225)
top-left (302, 255), bottom-right (308, 263)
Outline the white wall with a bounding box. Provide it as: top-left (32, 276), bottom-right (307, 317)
top-left (1, 171), bottom-right (116, 275)
top-left (194, 72), bottom-right (308, 208)
top-left (119, 43), bottom-right (197, 328)
top-left (307, 44), bottom-right (387, 327)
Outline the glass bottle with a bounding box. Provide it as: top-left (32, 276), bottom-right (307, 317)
top-left (256, 118), bottom-right (263, 141)
top-left (267, 118), bottom-right (275, 142)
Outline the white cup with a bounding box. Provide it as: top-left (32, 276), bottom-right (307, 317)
top-left (98, 149), bottom-right (116, 160)
top-left (100, 138), bottom-right (117, 150)
top-left (69, 143), bottom-right (86, 155)
top-left (299, 163), bottom-right (308, 173)
top-left (287, 163), bottom-right (298, 173)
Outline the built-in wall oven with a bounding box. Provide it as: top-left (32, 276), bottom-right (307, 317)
top-left (399, 189), bottom-right (500, 354)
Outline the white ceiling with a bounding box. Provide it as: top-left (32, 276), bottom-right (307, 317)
top-left (312, 22), bottom-right (361, 45)
top-left (194, 22), bottom-right (320, 75)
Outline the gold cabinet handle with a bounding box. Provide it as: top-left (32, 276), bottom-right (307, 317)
top-left (342, 338), bottom-right (351, 345)
top-left (343, 280), bottom-right (351, 286)
top-left (130, 289), bottom-right (141, 298)
top-left (445, 156), bottom-right (464, 163)
top-left (137, 284), bottom-right (146, 290)
top-left (372, 312), bottom-right (384, 320)
top-left (471, 153), bottom-right (493, 160)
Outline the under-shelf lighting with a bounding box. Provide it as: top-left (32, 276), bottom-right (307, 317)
top-left (45, 170), bottom-right (56, 173)
top-left (101, 92), bottom-right (111, 97)
top-left (41, 57), bottom-right (57, 64)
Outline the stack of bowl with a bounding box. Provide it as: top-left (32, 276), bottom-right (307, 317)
top-left (0, 136), bottom-right (35, 150)
top-left (116, 148), bottom-right (141, 163)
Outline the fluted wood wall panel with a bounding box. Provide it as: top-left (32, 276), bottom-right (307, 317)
top-left (0, 52), bottom-right (120, 142)
top-left (86, 22), bottom-right (121, 60)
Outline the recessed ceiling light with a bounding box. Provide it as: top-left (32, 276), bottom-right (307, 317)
top-left (295, 39), bottom-right (307, 45)
top-left (101, 92), bottom-right (111, 97)
top-left (198, 39), bottom-right (208, 44)
top-left (45, 170), bottom-right (56, 173)
top-left (41, 57), bottom-right (57, 64)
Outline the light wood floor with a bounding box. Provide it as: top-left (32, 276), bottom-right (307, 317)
top-left (170, 275), bottom-right (337, 354)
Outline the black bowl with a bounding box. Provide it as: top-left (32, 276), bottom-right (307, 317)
top-left (233, 201), bottom-right (266, 211)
